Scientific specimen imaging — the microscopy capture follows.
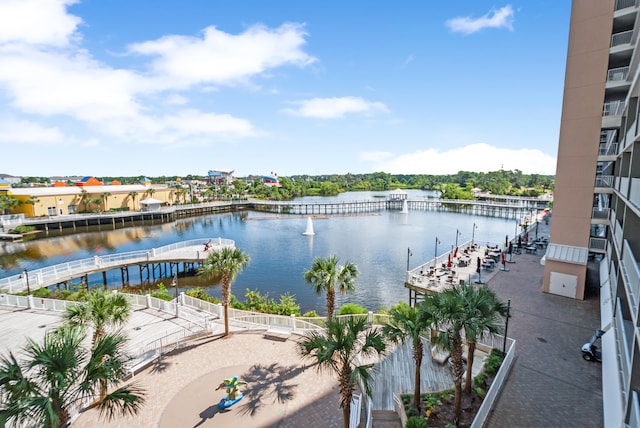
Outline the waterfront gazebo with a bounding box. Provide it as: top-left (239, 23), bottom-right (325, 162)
top-left (140, 198), bottom-right (163, 211)
top-left (388, 189), bottom-right (408, 201)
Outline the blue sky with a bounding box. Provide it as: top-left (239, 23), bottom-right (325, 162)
top-left (0, 0), bottom-right (570, 178)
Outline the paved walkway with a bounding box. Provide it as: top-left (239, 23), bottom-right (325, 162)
top-left (485, 221), bottom-right (603, 427)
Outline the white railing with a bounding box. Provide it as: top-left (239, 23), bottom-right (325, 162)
top-left (615, 219), bottom-right (624, 250)
top-left (614, 302), bottom-right (631, 397)
top-left (589, 237), bottom-right (607, 252)
top-left (631, 178), bottom-right (640, 209)
top-left (629, 391), bottom-right (640, 428)
top-left (612, 30), bottom-right (633, 47)
top-left (598, 142), bottom-right (618, 156)
top-left (471, 337), bottom-right (516, 428)
top-left (620, 177), bottom-right (630, 198)
top-left (350, 393), bottom-right (361, 428)
top-left (592, 207), bottom-right (610, 220)
top-left (621, 240), bottom-right (640, 314)
top-left (392, 393), bottom-right (407, 427)
top-left (608, 66), bottom-right (630, 82)
top-left (595, 175), bottom-right (614, 188)
top-left (0, 237), bottom-right (234, 293)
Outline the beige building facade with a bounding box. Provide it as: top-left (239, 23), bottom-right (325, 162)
top-left (3, 184), bottom-right (175, 218)
top-left (546, 1), bottom-right (640, 426)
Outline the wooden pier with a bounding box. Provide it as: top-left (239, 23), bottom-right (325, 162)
top-left (0, 238), bottom-right (234, 294)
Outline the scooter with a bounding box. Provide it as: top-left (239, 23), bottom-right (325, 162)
top-left (581, 329), bottom-right (604, 362)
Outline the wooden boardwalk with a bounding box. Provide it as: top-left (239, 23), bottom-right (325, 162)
top-left (371, 338), bottom-right (453, 410)
top-left (0, 238), bottom-right (234, 294)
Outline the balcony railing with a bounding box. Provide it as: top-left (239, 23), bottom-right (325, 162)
top-left (630, 178), bottom-right (640, 208)
top-left (589, 237), bottom-right (607, 252)
top-left (620, 177), bottom-right (630, 197)
top-left (608, 66), bottom-right (630, 82)
top-left (612, 30), bottom-right (633, 47)
top-left (592, 207), bottom-right (610, 219)
top-left (600, 129), bottom-right (617, 143)
top-left (614, 302), bottom-right (631, 399)
top-left (630, 392), bottom-right (640, 428)
top-left (595, 175), bottom-right (614, 188)
top-left (603, 100), bottom-right (625, 116)
top-left (598, 142), bottom-right (618, 156)
top-left (614, 219), bottom-right (624, 250)
top-left (616, 0), bottom-right (637, 10)
top-left (622, 240), bottom-right (640, 313)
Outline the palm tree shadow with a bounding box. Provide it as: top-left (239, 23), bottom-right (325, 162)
top-left (193, 404), bottom-right (224, 427)
top-left (235, 363), bottom-right (307, 417)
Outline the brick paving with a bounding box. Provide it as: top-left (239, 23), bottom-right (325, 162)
top-left (485, 221), bottom-right (603, 428)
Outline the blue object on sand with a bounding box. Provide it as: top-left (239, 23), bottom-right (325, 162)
top-left (218, 392), bottom-right (244, 410)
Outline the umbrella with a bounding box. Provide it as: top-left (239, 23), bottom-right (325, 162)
top-left (508, 242), bottom-right (513, 255)
top-left (447, 253), bottom-right (452, 268)
top-left (518, 235), bottom-right (522, 248)
top-left (501, 251), bottom-right (505, 266)
top-left (476, 257), bottom-right (481, 273)
top-left (505, 235), bottom-right (509, 249)
top-left (453, 246), bottom-right (458, 258)
top-left (525, 232), bottom-right (529, 243)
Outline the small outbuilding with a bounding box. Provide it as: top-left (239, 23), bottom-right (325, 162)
top-left (388, 189), bottom-right (408, 201)
top-left (139, 198), bottom-right (163, 212)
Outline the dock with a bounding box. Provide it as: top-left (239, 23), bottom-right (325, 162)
top-left (0, 237), bottom-right (234, 294)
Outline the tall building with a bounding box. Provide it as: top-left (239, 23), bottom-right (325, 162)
top-left (543, 1), bottom-right (640, 426)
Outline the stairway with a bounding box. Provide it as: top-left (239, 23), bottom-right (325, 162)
top-left (371, 410), bottom-right (402, 428)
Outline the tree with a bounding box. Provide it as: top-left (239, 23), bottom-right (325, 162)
top-left (424, 286), bottom-right (466, 424)
top-left (298, 316), bottom-right (386, 428)
top-left (382, 302), bottom-right (433, 410)
top-left (0, 325), bottom-right (145, 428)
top-left (303, 255), bottom-right (358, 318)
top-left (64, 291), bottom-right (131, 400)
top-left (101, 192), bottom-right (112, 211)
top-left (79, 189), bottom-right (90, 210)
top-left (461, 285), bottom-right (508, 393)
top-left (198, 247), bottom-right (249, 336)
top-left (128, 191), bottom-right (138, 210)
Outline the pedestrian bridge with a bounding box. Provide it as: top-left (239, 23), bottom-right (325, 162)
top-left (0, 238), bottom-right (234, 294)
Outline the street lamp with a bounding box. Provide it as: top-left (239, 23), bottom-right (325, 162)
top-left (434, 237), bottom-right (441, 268)
top-left (22, 269), bottom-right (31, 296)
top-left (171, 271), bottom-right (178, 316)
top-left (407, 247), bottom-right (412, 271)
top-left (455, 228), bottom-right (462, 248)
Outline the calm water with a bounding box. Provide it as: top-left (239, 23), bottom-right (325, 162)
top-left (0, 191), bottom-right (517, 314)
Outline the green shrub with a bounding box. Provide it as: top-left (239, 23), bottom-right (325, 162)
top-left (302, 310), bottom-right (319, 317)
top-left (405, 416), bottom-right (427, 428)
top-left (337, 302), bottom-right (368, 315)
top-left (150, 282), bottom-right (174, 301)
top-left (473, 386), bottom-right (486, 399)
top-left (8, 225), bottom-right (35, 234)
top-left (405, 405), bottom-right (419, 418)
top-left (485, 349), bottom-right (505, 374)
top-left (473, 373), bottom-right (487, 387)
top-left (185, 287), bottom-right (220, 304)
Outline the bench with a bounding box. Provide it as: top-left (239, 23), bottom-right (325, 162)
top-left (125, 350), bottom-right (161, 378)
top-left (264, 325), bottom-right (292, 341)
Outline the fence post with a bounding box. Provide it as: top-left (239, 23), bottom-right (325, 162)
top-left (368, 311), bottom-right (373, 325)
top-left (145, 294), bottom-right (151, 309)
top-left (27, 294), bottom-right (34, 309)
top-left (290, 314), bottom-right (296, 333)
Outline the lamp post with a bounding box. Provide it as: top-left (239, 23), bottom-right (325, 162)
top-left (171, 271), bottom-right (178, 316)
top-left (455, 229), bottom-right (461, 248)
top-left (472, 223), bottom-right (478, 246)
top-left (407, 247), bottom-right (412, 271)
top-left (434, 237), bottom-right (441, 268)
top-left (22, 269), bottom-right (31, 296)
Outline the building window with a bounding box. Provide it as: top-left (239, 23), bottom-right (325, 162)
top-left (68, 205), bottom-right (76, 214)
top-left (47, 206), bottom-right (57, 216)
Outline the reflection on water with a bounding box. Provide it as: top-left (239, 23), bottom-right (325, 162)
top-left (0, 191), bottom-right (516, 313)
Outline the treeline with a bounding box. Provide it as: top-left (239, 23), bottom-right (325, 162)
top-left (13, 170), bottom-right (554, 201)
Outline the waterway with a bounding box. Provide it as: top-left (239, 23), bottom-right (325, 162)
top-left (0, 190), bottom-right (519, 314)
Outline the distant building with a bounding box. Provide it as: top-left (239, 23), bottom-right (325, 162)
top-left (0, 174), bottom-right (20, 185)
top-left (261, 172), bottom-right (282, 187)
top-left (75, 176), bottom-right (103, 187)
top-left (208, 169), bottom-right (234, 186)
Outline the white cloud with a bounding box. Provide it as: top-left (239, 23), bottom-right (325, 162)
top-left (0, 0), bottom-right (81, 46)
top-left (165, 94), bottom-right (189, 105)
top-left (128, 23), bottom-right (316, 87)
top-left (446, 5), bottom-right (515, 35)
top-left (360, 151), bottom-right (394, 162)
top-left (364, 143), bottom-right (556, 175)
top-left (283, 96), bottom-right (390, 119)
top-left (0, 119), bottom-right (64, 144)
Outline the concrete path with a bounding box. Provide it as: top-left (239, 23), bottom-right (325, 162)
top-left (485, 221), bottom-right (603, 428)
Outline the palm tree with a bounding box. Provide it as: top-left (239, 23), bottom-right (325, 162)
top-left (303, 255), bottom-right (358, 318)
top-left (198, 247), bottom-right (249, 336)
top-left (0, 325), bottom-right (145, 428)
top-left (298, 316), bottom-right (386, 428)
top-left (79, 189), bottom-right (89, 211)
top-left (64, 291), bottom-right (131, 400)
top-left (424, 286), bottom-right (466, 424)
top-left (461, 285), bottom-right (508, 393)
top-left (101, 192), bottom-right (111, 211)
top-left (24, 196), bottom-right (39, 216)
top-left (382, 301), bottom-right (433, 410)
top-left (128, 191), bottom-right (138, 210)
